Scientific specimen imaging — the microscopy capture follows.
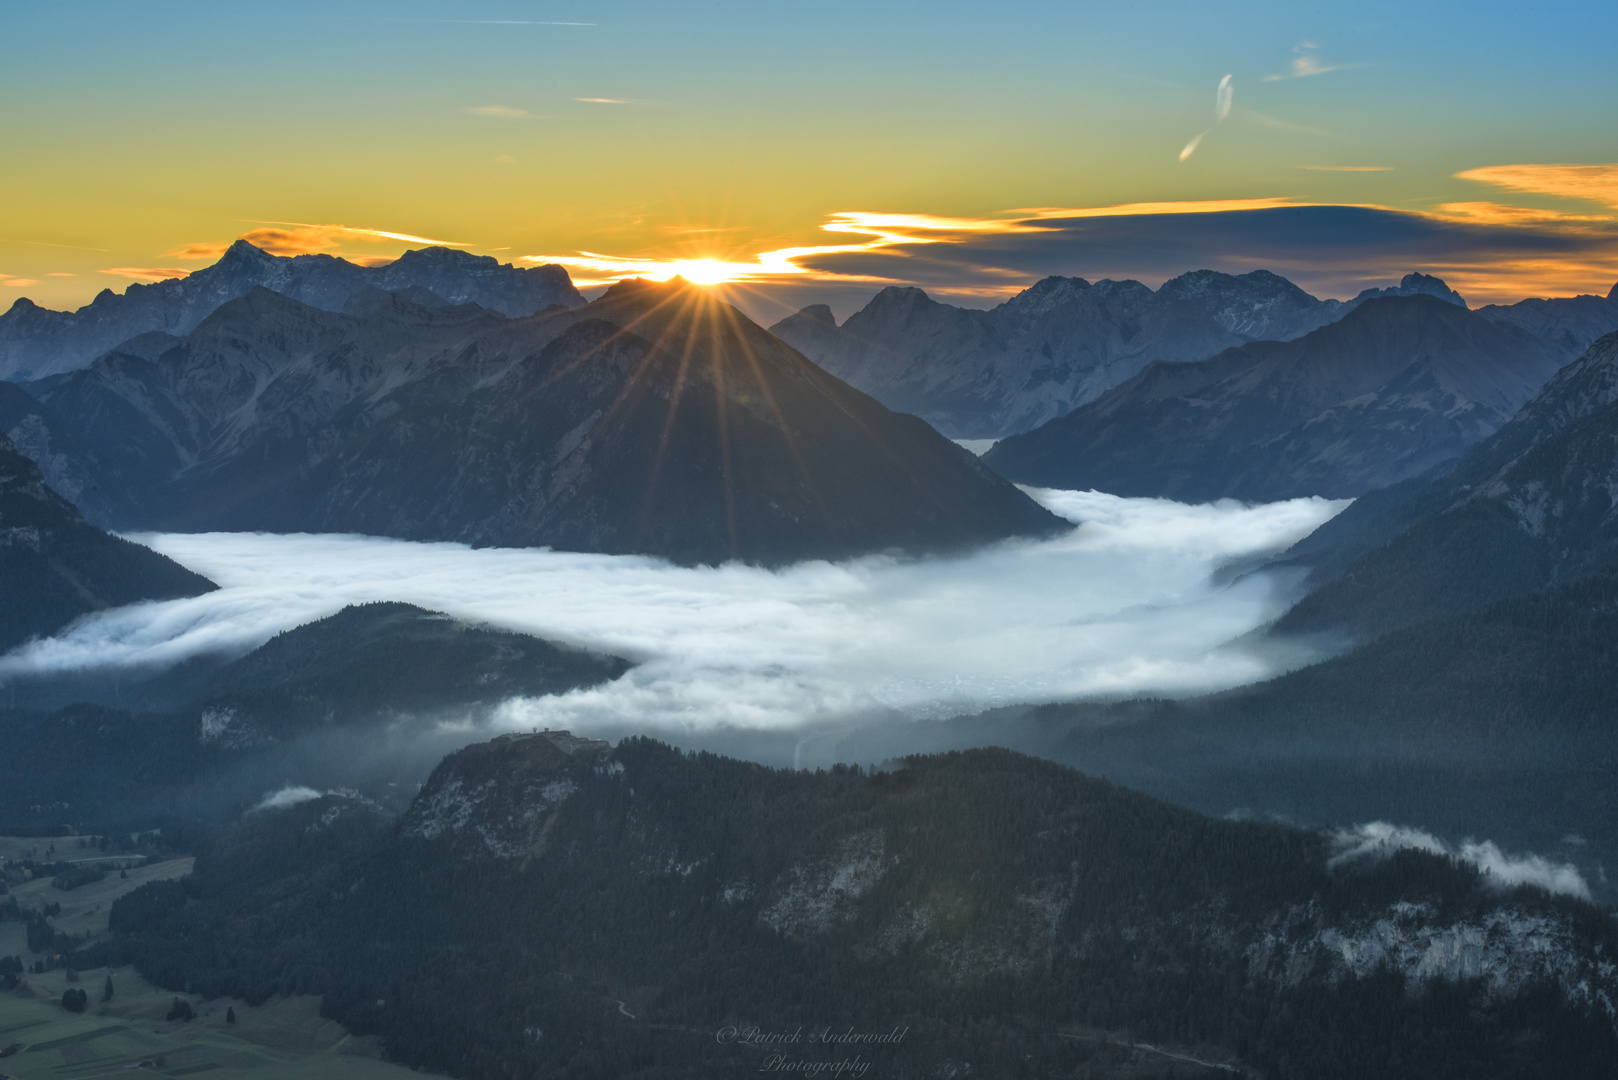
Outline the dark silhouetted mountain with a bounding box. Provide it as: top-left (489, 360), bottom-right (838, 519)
top-left (0, 432), bottom-right (214, 655)
top-left (31, 279), bottom-right (1065, 565)
top-left (93, 738), bottom-right (1618, 1079)
top-left (771, 269), bottom-right (1353, 437)
top-left (0, 241), bottom-right (584, 382)
top-left (1476, 286), bottom-right (1618, 355)
top-left (0, 604), bottom-right (632, 825)
top-left (983, 296), bottom-right (1565, 501)
top-left (1274, 329), bottom-right (1618, 638)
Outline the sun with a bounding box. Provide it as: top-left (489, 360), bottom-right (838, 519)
top-left (660, 259), bottom-right (738, 286)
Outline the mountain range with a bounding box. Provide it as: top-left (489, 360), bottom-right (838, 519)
top-left (0, 241), bottom-right (584, 383)
top-left (983, 295), bottom-right (1567, 501)
top-left (4, 278), bottom-right (1064, 565)
top-left (770, 270), bottom-right (1618, 439)
top-left (0, 430), bottom-right (214, 654)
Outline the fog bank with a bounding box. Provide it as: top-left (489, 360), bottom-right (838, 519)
top-left (0, 489), bottom-right (1346, 735)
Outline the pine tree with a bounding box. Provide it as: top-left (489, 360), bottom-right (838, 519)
top-left (102, 975), bottom-right (114, 1002)
top-left (226, 1007), bottom-right (237, 1024)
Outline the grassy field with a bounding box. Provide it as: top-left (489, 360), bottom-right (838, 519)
top-left (2, 840), bottom-right (438, 1080)
top-left (0, 966), bottom-right (432, 1080)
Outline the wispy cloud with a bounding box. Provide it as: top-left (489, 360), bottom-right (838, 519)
top-left (46, 271), bottom-right (76, 277)
top-left (466, 105), bottom-right (529, 119)
top-left (2, 278), bottom-right (40, 287)
top-left (1179, 74), bottom-right (1233, 162)
top-left (1432, 201), bottom-right (1607, 225)
top-left (1263, 42), bottom-right (1362, 81)
top-left (575, 97), bottom-right (635, 105)
top-left (1456, 163), bottom-right (1618, 210)
top-left (98, 267), bottom-right (189, 282)
top-left (1331, 822), bottom-right (1590, 900)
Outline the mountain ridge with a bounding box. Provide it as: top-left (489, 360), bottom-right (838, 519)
top-left (0, 241), bottom-right (584, 382)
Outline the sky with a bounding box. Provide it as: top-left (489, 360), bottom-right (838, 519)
top-left (2, 0), bottom-right (1616, 320)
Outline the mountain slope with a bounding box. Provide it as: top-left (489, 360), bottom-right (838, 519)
top-left (983, 296), bottom-right (1566, 502)
top-left (1276, 330), bottom-right (1618, 637)
top-left (32, 280), bottom-right (1066, 564)
top-left (0, 240), bottom-right (584, 382)
top-left (0, 432), bottom-right (215, 654)
top-left (94, 738), bottom-right (1618, 1080)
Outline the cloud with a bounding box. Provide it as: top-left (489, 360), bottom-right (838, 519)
top-left (1456, 163), bottom-right (1618, 210)
top-left (0, 491), bottom-right (1345, 736)
top-left (1264, 42), bottom-right (1361, 81)
top-left (46, 272), bottom-right (76, 277)
top-left (98, 267), bottom-right (190, 282)
top-left (1330, 822), bottom-right (1591, 900)
top-left (466, 105), bottom-right (528, 119)
top-left (165, 242), bottom-right (231, 260)
top-left (3, 279), bottom-right (39, 287)
top-left (653, 198), bottom-right (1618, 317)
top-left (1299, 165), bottom-right (1391, 172)
top-left (1178, 74), bottom-right (1233, 162)
top-left (575, 97), bottom-right (633, 104)
top-left (250, 786), bottom-right (323, 813)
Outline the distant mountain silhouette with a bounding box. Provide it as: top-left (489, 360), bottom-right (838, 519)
top-left (20, 279), bottom-right (1065, 565)
top-left (0, 432), bottom-right (214, 654)
top-left (771, 270), bottom-right (1618, 439)
top-left (0, 241), bottom-right (584, 382)
top-left (1276, 329), bottom-right (1618, 638)
top-left (983, 296), bottom-right (1566, 502)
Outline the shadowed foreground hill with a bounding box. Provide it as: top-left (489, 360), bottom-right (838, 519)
top-left (22, 279), bottom-right (1064, 566)
top-left (0, 432), bottom-right (214, 653)
top-left (92, 738), bottom-right (1618, 1080)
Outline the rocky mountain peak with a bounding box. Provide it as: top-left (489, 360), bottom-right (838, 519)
top-left (216, 238), bottom-right (277, 269)
top-left (795, 303), bottom-right (836, 328)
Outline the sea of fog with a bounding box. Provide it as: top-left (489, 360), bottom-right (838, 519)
top-left (0, 490), bottom-right (1347, 736)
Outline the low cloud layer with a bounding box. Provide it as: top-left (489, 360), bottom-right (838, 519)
top-left (0, 491), bottom-right (1343, 738)
top-left (1330, 822), bottom-right (1592, 900)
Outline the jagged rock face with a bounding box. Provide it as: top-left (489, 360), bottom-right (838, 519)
top-left (399, 731), bottom-right (612, 859)
top-left (28, 279), bottom-right (1065, 565)
top-left (1279, 331), bottom-right (1618, 637)
top-left (984, 296), bottom-right (1567, 502)
top-left (0, 240), bottom-right (584, 382)
top-left (0, 432), bottom-right (214, 653)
